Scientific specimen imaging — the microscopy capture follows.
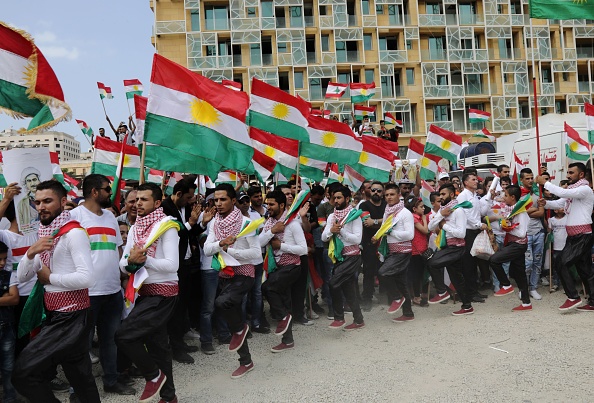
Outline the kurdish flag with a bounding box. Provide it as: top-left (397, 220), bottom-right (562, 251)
top-left (250, 127), bottom-right (298, 179)
top-left (364, 136), bottom-right (398, 160)
top-left (248, 78), bottom-right (310, 142)
top-left (529, 0), bottom-right (594, 20)
top-left (299, 155), bottom-right (327, 182)
top-left (124, 79), bottom-right (143, 99)
top-left (166, 172), bottom-right (184, 195)
top-left (97, 82), bottom-right (113, 99)
top-left (420, 180), bottom-right (434, 208)
top-left (419, 152), bottom-right (442, 181)
top-left (474, 127), bottom-right (495, 142)
top-left (406, 138), bottom-right (425, 161)
top-left (311, 109), bottom-right (330, 118)
top-left (327, 163), bottom-right (342, 184)
top-left (302, 115), bottom-right (362, 166)
top-left (564, 122), bottom-right (590, 161)
top-left (222, 80), bottom-right (242, 91)
top-left (87, 226), bottom-right (118, 251)
top-left (50, 152), bottom-right (77, 197)
top-left (246, 149), bottom-right (276, 183)
top-left (425, 125), bottom-right (463, 165)
top-left (91, 136), bottom-right (140, 180)
top-left (143, 144), bottom-right (222, 179)
top-left (0, 23), bottom-right (71, 133)
top-left (133, 94), bottom-right (148, 145)
top-left (343, 165), bottom-right (365, 191)
top-left (215, 171), bottom-right (239, 186)
top-left (354, 105), bottom-right (375, 119)
top-left (147, 169), bottom-right (164, 184)
top-left (145, 54), bottom-right (253, 172)
top-left (76, 119), bottom-right (93, 138)
top-left (350, 82), bottom-right (375, 104)
top-left (468, 109), bottom-right (491, 123)
top-left (326, 82), bottom-right (348, 99)
top-left (350, 137), bottom-right (394, 182)
top-left (585, 102), bottom-right (594, 144)
top-left (384, 112), bottom-right (403, 128)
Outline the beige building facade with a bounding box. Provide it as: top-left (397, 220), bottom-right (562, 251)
top-left (150, 0), bottom-right (594, 145)
top-left (0, 129), bottom-right (81, 161)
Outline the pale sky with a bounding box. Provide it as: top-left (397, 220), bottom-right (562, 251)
top-left (1, 1), bottom-right (155, 152)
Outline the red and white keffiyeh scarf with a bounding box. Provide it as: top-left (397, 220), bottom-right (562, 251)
top-left (332, 204), bottom-right (353, 224)
top-left (213, 207), bottom-right (243, 241)
top-left (385, 201), bottom-right (404, 218)
top-left (440, 198), bottom-right (458, 212)
top-left (565, 179), bottom-right (590, 213)
top-left (263, 211), bottom-right (287, 242)
top-left (38, 210), bottom-right (74, 268)
top-left (133, 207), bottom-right (166, 257)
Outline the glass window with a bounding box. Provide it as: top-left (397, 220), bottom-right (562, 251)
top-left (426, 3), bottom-right (441, 14)
top-left (250, 44), bottom-right (261, 65)
top-left (190, 11), bottom-right (200, 31)
top-left (362, 0), bottom-right (370, 15)
top-left (381, 76), bottom-right (393, 97)
top-left (376, 5), bottom-right (384, 14)
top-left (247, 7), bottom-right (256, 16)
top-left (321, 35), bottom-right (329, 51)
top-left (363, 34), bottom-right (372, 50)
top-left (406, 68), bottom-right (414, 85)
top-left (309, 78), bottom-right (322, 100)
top-left (206, 45), bottom-right (217, 56)
top-left (205, 5), bottom-right (229, 30)
top-left (290, 6), bottom-right (303, 27)
top-left (406, 40), bottom-right (412, 50)
top-left (433, 105), bottom-right (450, 121)
top-left (319, 5), bottom-right (327, 15)
top-left (262, 1), bottom-right (273, 17)
top-left (365, 69), bottom-right (374, 84)
top-left (294, 71), bottom-right (304, 88)
top-left (278, 42), bottom-right (288, 53)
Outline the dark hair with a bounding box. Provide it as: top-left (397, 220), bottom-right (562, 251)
top-left (214, 183), bottom-right (236, 199)
top-left (328, 182), bottom-right (342, 195)
top-left (462, 172), bottom-right (476, 185)
top-left (384, 183), bottom-right (400, 193)
top-left (4, 200), bottom-right (15, 222)
top-left (429, 191), bottom-right (440, 203)
top-left (247, 186), bottom-right (262, 197)
top-left (310, 184), bottom-right (324, 196)
top-left (404, 195), bottom-right (421, 212)
top-left (37, 180), bottom-right (67, 199)
top-left (124, 189), bottom-right (137, 201)
top-left (438, 183), bottom-right (456, 195)
top-left (484, 176), bottom-right (494, 188)
top-left (505, 185), bottom-right (521, 202)
top-left (450, 175), bottom-right (460, 182)
top-left (568, 162), bottom-right (587, 174)
top-left (137, 183), bottom-right (163, 201)
top-left (287, 180), bottom-right (296, 187)
top-left (462, 167), bottom-right (478, 176)
top-left (81, 174), bottom-right (109, 198)
top-left (519, 168), bottom-right (533, 178)
top-left (265, 190), bottom-right (286, 206)
top-left (172, 177), bottom-right (197, 196)
top-left (500, 176), bottom-right (511, 184)
top-left (275, 184), bottom-right (290, 191)
top-left (541, 171), bottom-right (550, 177)
top-left (370, 181), bottom-right (384, 189)
top-left (560, 180), bottom-right (569, 186)
top-left (334, 185), bottom-right (351, 199)
top-left (497, 164), bottom-right (509, 173)
top-left (0, 241), bottom-right (7, 255)
top-left (110, 203), bottom-right (121, 216)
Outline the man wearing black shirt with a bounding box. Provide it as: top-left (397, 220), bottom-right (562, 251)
top-left (359, 181), bottom-right (386, 311)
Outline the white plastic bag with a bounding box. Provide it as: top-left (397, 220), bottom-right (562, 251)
top-left (470, 230), bottom-right (495, 260)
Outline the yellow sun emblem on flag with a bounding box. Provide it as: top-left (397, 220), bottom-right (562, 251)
top-left (299, 156), bottom-right (309, 165)
top-left (359, 151), bottom-right (369, 164)
top-left (116, 154), bottom-right (131, 166)
top-left (360, 89), bottom-right (368, 95)
top-left (101, 234), bottom-right (108, 243)
top-left (190, 99), bottom-right (221, 127)
top-left (271, 103), bottom-right (290, 120)
top-left (569, 141), bottom-right (579, 152)
top-left (440, 139), bottom-right (451, 150)
top-left (421, 157), bottom-right (431, 168)
top-left (321, 131), bottom-right (338, 146)
top-left (133, 85), bottom-right (140, 91)
top-left (263, 145), bottom-right (276, 158)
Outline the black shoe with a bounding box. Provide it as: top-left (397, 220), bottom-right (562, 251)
top-left (173, 350), bottom-right (195, 364)
top-left (472, 296), bottom-right (486, 303)
top-left (50, 378), bottom-right (69, 392)
top-left (312, 303), bottom-right (325, 314)
top-left (104, 381), bottom-right (136, 395)
top-left (361, 300), bottom-right (372, 312)
top-left (182, 343), bottom-right (199, 353)
top-left (201, 343), bottom-right (216, 355)
top-left (218, 335), bottom-right (232, 345)
top-left (117, 374), bottom-right (135, 386)
top-left (69, 393), bottom-right (81, 403)
top-left (127, 366), bottom-right (144, 379)
top-left (476, 292), bottom-right (488, 299)
top-left (420, 298), bottom-right (429, 307)
top-left (252, 325), bottom-right (271, 334)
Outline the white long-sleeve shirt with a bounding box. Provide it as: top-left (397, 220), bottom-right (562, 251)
top-left (508, 211), bottom-right (529, 239)
top-left (321, 212), bottom-right (363, 246)
top-left (18, 228), bottom-right (93, 293)
top-left (456, 189), bottom-right (482, 230)
top-left (544, 181), bottom-right (594, 229)
top-left (383, 208), bottom-right (414, 243)
top-left (259, 219), bottom-right (308, 260)
top-left (203, 216), bottom-right (261, 264)
top-left (119, 227), bottom-right (179, 284)
top-left (428, 208), bottom-right (467, 240)
top-left (0, 230), bottom-right (38, 296)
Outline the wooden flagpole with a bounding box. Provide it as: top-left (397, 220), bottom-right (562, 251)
top-left (529, 18), bottom-right (543, 186)
top-left (139, 141), bottom-right (147, 185)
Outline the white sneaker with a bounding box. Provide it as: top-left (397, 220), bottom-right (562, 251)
top-left (530, 290), bottom-right (542, 300)
top-left (90, 352), bottom-right (99, 364)
top-left (184, 329), bottom-right (201, 340)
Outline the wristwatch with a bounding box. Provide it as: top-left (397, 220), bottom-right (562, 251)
top-left (374, 219), bottom-right (378, 225)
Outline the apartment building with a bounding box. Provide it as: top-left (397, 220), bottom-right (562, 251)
top-left (0, 129), bottom-right (81, 160)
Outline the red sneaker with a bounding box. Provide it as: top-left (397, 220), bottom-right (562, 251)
top-left (428, 292), bottom-right (450, 305)
top-left (139, 371), bottom-right (166, 403)
top-left (494, 286), bottom-right (514, 297)
top-left (387, 298), bottom-right (405, 314)
top-left (271, 342), bottom-right (294, 353)
top-left (392, 315), bottom-right (415, 323)
top-left (452, 307), bottom-right (474, 316)
top-left (576, 304), bottom-right (594, 312)
top-left (328, 320), bottom-right (346, 330)
top-left (559, 298), bottom-right (582, 312)
top-left (344, 322), bottom-right (365, 331)
top-left (158, 397), bottom-right (178, 403)
top-left (274, 314), bottom-right (292, 336)
top-left (229, 324), bottom-right (249, 353)
top-left (231, 362), bottom-right (254, 379)
top-left (512, 304), bottom-right (532, 312)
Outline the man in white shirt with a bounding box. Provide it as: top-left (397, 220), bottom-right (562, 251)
top-left (260, 190), bottom-right (307, 353)
top-left (536, 162), bottom-right (594, 311)
top-left (70, 174), bottom-right (134, 396)
top-left (427, 184), bottom-right (474, 316)
top-left (14, 180), bottom-right (100, 402)
top-left (322, 185), bottom-right (365, 330)
top-left (115, 183), bottom-right (180, 403)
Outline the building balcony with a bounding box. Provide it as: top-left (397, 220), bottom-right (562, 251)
top-left (576, 47), bottom-right (594, 58)
top-left (205, 19), bottom-right (230, 31)
top-left (379, 49), bottom-right (408, 63)
top-left (421, 49), bottom-right (447, 61)
top-left (262, 54), bottom-right (273, 66)
top-left (418, 14), bottom-right (457, 27)
top-left (541, 82), bottom-right (555, 95)
top-left (261, 17), bottom-right (276, 30)
top-left (348, 15), bottom-right (357, 26)
top-left (578, 81), bottom-right (591, 93)
top-left (231, 18), bottom-right (259, 31)
top-left (188, 55), bottom-right (233, 70)
top-left (184, 0), bottom-right (200, 9)
top-left (458, 14), bottom-right (483, 25)
top-left (305, 16), bottom-right (315, 27)
top-left (276, 17), bottom-right (286, 28)
top-left (448, 49), bottom-right (488, 61)
top-left (488, 48), bottom-right (523, 60)
top-left (155, 21), bottom-right (186, 34)
top-left (307, 52), bottom-right (317, 63)
top-left (426, 121), bottom-right (454, 132)
top-left (337, 51), bottom-right (360, 63)
top-left (321, 52), bottom-right (336, 64)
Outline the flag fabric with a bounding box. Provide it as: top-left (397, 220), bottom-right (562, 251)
top-left (49, 152), bottom-right (77, 197)
top-left (285, 190), bottom-right (311, 225)
top-left (425, 124), bottom-right (463, 164)
top-left (248, 78), bottom-right (310, 142)
top-left (222, 80), bottom-right (242, 91)
top-left (564, 122), bottom-right (590, 161)
top-left (250, 127), bottom-right (298, 179)
top-left (147, 169), bottom-right (164, 184)
top-left (302, 115), bottom-right (362, 166)
top-left (384, 112), bottom-right (402, 129)
top-left (474, 127), bottom-right (495, 142)
top-left (406, 138), bottom-right (425, 161)
top-left (364, 136), bottom-right (398, 161)
top-left (110, 134), bottom-right (130, 207)
top-left (91, 136), bottom-right (140, 180)
top-left (143, 144), bottom-right (222, 179)
top-left (325, 82), bottom-right (348, 99)
top-left (350, 82), bottom-right (375, 104)
top-left (76, 119), bottom-right (93, 138)
top-left (298, 156), bottom-right (327, 182)
top-left (419, 152), bottom-right (442, 181)
top-left (145, 54), bottom-right (253, 172)
top-left (327, 163), bottom-right (343, 184)
top-left (123, 79), bottom-right (143, 99)
top-left (327, 209), bottom-right (364, 263)
top-left (342, 165), bottom-right (366, 191)
top-left (512, 150), bottom-right (525, 185)
top-left (585, 103), bottom-right (594, 144)
top-left (420, 180), bottom-right (434, 208)
top-left (0, 23), bottom-right (71, 133)
top-left (215, 171), bottom-right (239, 186)
top-left (529, 0), bottom-right (594, 20)
top-left (395, 120), bottom-right (403, 129)
top-left (353, 105), bottom-right (375, 119)
top-left (311, 109), bottom-right (330, 117)
top-left (350, 137), bottom-right (394, 182)
top-left (97, 82), bottom-right (113, 99)
top-left (133, 94), bottom-right (148, 145)
top-left (165, 172), bottom-right (184, 195)
top-left (246, 149), bottom-right (277, 183)
top-left (468, 109), bottom-right (491, 123)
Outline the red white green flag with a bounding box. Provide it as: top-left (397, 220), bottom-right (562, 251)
top-left (124, 79), bottom-right (143, 99)
top-left (166, 172), bottom-right (184, 195)
top-left (425, 124), bottom-right (463, 164)
top-left (91, 136), bottom-right (140, 180)
top-left (247, 149), bottom-right (277, 183)
top-left (585, 102), bottom-right (594, 144)
top-left (97, 82), bottom-right (113, 99)
top-left (76, 119), bottom-right (93, 138)
top-left (354, 105), bottom-right (375, 119)
top-left (350, 82), bottom-right (375, 104)
top-left (564, 122), bottom-right (590, 161)
top-left (250, 127), bottom-right (298, 179)
top-left (350, 137), bottom-right (394, 182)
top-left (420, 180), bottom-right (434, 208)
top-left (474, 127), bottom-right (495, 142)
top-left (325, 82), bottom-right (347, 99)
top-left (222, 80), bottom-right (242, 91)
top-left (299, 155), bottom-right (327, 182)
top-left (302, 115), bottom-right (362, 166)
top-left (342, 165), bottom-right (365, 192)
top-left (147, 169), bottom-right (164, 185)
top-left (468, 109), bottom-right (491, 123)
top-left (133, 94), bottom-right (148, 145)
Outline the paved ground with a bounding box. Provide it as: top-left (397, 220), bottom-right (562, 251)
top-left (59, 286), bottom-right (593, 402)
